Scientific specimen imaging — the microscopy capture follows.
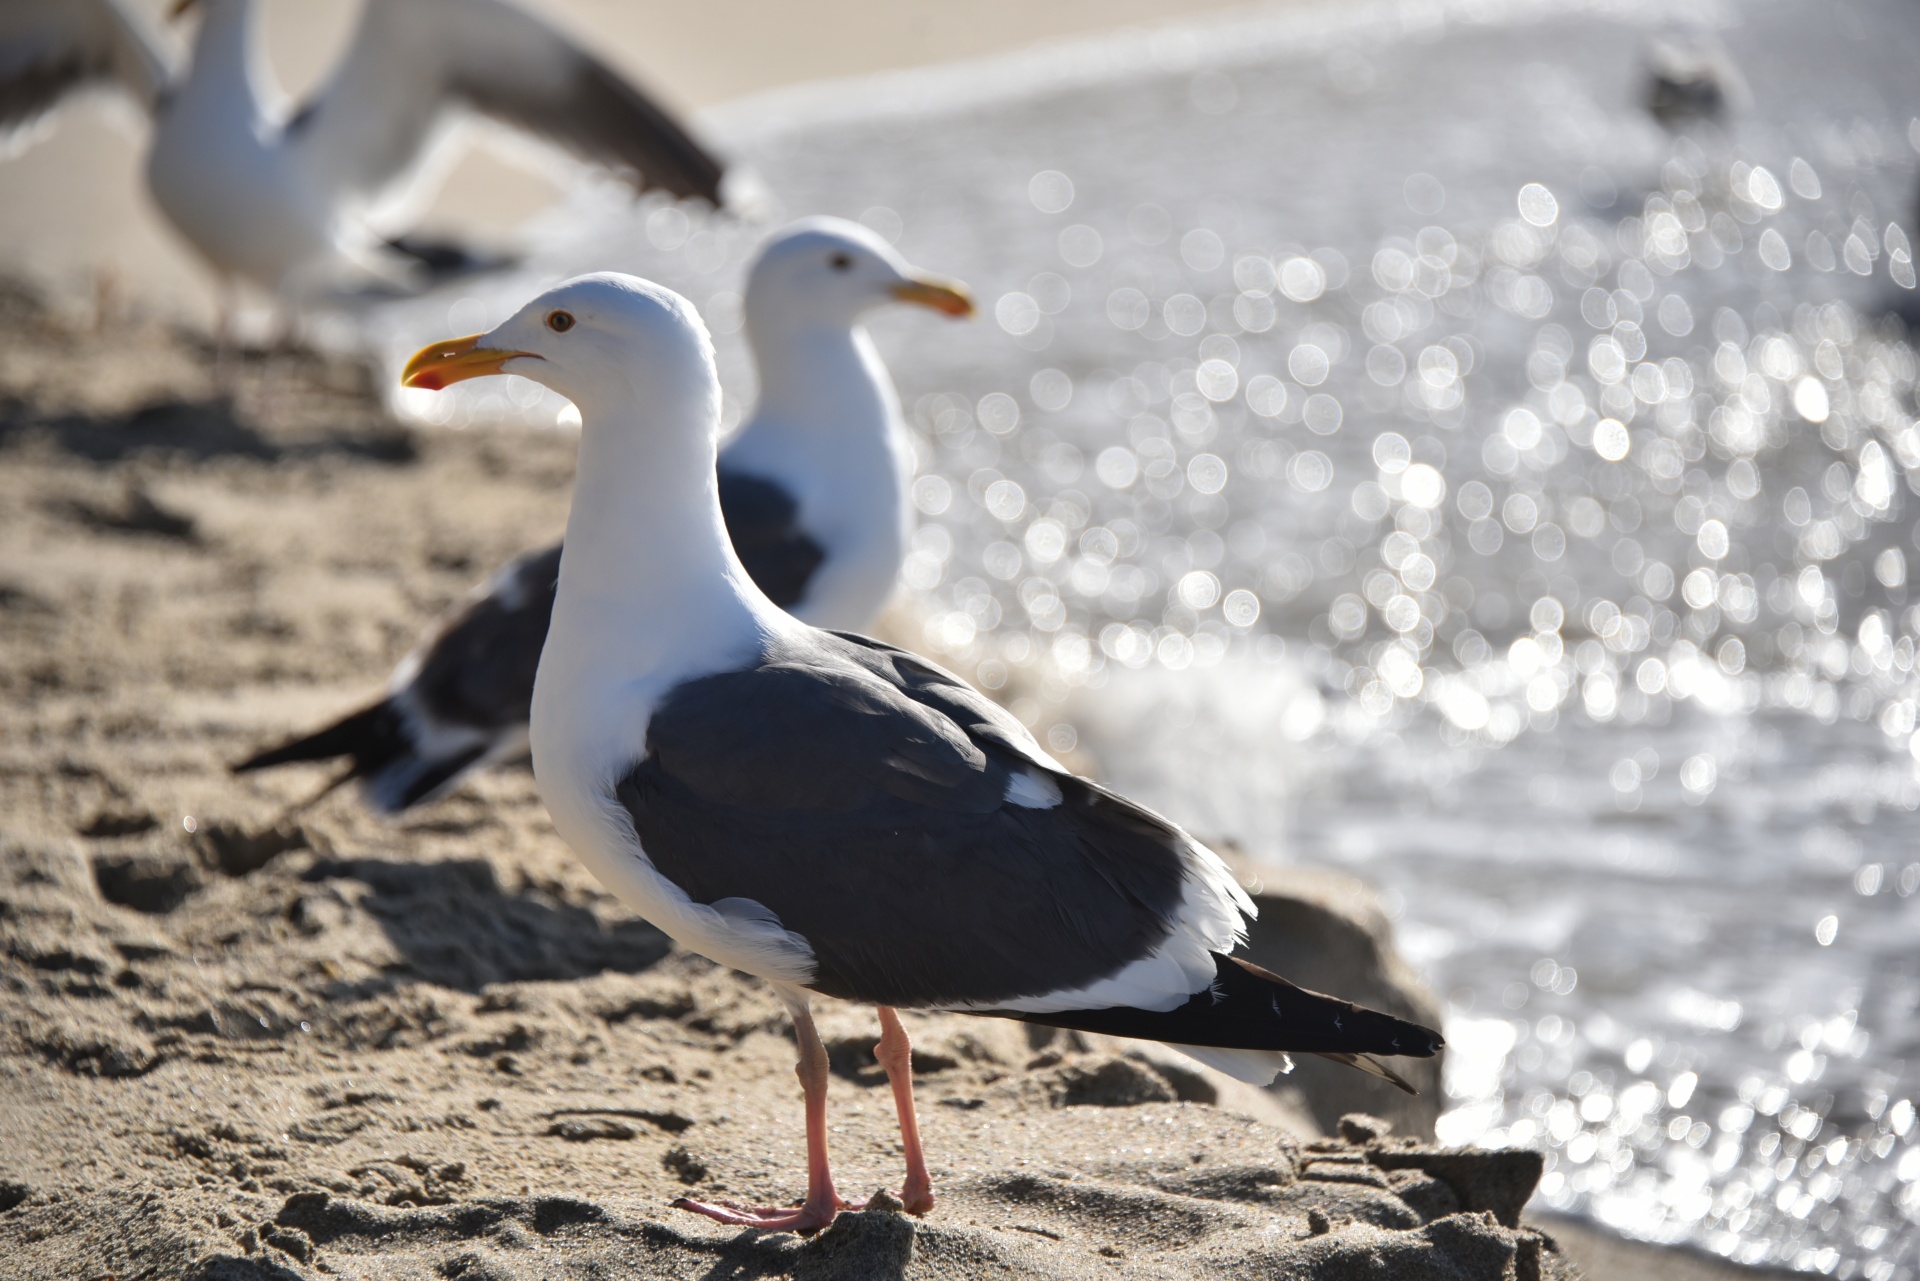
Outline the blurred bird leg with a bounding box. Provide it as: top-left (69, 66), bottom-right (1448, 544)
top-left (212, 280), bottom-right (238, 398)
top-left (92, 269), bottom-right (120, 335)
top-left (266, 764), bottom-right (358, 827)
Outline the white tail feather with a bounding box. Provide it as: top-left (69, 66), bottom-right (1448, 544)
top-left (1166, 1043), bottom-right (1294, 1085)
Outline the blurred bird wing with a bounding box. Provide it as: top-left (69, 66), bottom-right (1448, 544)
top-left (0, 0), bottom-right (172, 135)
top-left (285, 0), bottom-right (723, 211)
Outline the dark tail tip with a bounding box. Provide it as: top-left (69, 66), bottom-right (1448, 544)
top-left (232, 701), bottom-right (403, 775)
top-left (1229, 956), bottom-right (1444, 1060)
top-left (383, 235), bottom-right (519, 284)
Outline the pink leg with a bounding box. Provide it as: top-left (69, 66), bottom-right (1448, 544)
top-left (674, 994), bottom-right (845, 1233)
top-left (874, 1006), bottom-right (935, 1215)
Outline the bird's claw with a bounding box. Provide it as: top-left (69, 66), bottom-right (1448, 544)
top-left (671, 1195), bottom-right (844, 1234)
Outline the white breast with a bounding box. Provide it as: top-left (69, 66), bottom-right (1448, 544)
top-left (148, 96), bottom-right (340, 293)
top-left (532, 598), bottom-right (818, 988)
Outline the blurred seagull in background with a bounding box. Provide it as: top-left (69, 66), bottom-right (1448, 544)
top-left (392, 271), bottom-right (1443, 1232)
top-left (0, 0), bottom-right (723, 316)
top-left (234, 218), bottom-right (973, 811)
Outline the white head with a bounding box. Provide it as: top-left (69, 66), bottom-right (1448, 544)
top-left (402, 273), bottom-right (717, 432)
top-left (743, 217), bottom-right (972, 337)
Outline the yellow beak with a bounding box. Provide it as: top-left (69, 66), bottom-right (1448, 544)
top-left (401, 334), bottom-right (531, 391)
top-left (890, 275), bottom-right (974, 318)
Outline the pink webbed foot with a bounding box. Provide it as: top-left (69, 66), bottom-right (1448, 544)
top-left (671, 1194), bottom-right (844, 1234)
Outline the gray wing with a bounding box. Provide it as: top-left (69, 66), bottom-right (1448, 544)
top-left (234, 544), bottom-right (560, 813)
top-left (616, 631), bottom-right (1192, 1009)
top-left (717, 467), bottom-right (826, 611)
top-left (0, 0), bottom-right (170, 134)
top-left (405, 542), bottom-right (561, 736)
top-left (286, 0), bottom-right (722, 209)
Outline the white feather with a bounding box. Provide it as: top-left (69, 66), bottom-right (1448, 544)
top-left (1167, 1045), bottom-right (1294, 1086)
top-left (1005, 768), bottom-right (1063, 809)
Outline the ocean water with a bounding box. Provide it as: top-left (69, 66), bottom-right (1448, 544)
top-left (362, 0), bottom-right (1920, 1271)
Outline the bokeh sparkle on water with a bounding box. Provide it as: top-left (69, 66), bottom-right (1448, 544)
top-left (367, 0), bottom-right (1920, 1271)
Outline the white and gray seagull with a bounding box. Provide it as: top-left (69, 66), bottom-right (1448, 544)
top-left (393, 272), bottom-right (1443, 1232)
top-left (234, 218), bottom-right (972, 812)
top-left (0, 0), bottom-right (722, 307)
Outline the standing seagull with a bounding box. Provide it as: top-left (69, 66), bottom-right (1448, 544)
top-left (234, 219), bottom-right (972, 813)
top-left (0, 0), bottom-right (722, 304)
top-left (396, 273), bottom-right (1442, 1232)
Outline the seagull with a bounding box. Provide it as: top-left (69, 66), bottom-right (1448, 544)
top-left (233, 218), bottom-right (973, 813)
top-left (0, 0), bottom-right (722, 307)
top-left (394, 272), bottom-right (1443, 1233)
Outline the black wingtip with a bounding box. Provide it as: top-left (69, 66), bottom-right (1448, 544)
top-left (1311, 1051), bottom-right (1422, 1095)
top-left (1228, 956), bottom-right (1445, 1059)
top-left (382, 235), bottom-right (520, 284)
top-left (985, 953), bottom-right (1444, 1065)
top-left (231, 701), bottom-right (401, 775)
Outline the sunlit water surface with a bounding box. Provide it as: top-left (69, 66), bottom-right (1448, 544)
top-left (361, 0), bottom-right (1920, 1271)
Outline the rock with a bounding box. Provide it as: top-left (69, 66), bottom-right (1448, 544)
top-left (1367, 1147), bottom-right (1545, 1228)
top-left (1230, 863), bottom-right (1448, 1138)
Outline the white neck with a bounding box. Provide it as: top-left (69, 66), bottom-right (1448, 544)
top-left (739, 319), bottom-right (898, 442)
top-left (177, 0), bottom-right (264, 125)
top-left (540, 367), bottom-right (777, 716)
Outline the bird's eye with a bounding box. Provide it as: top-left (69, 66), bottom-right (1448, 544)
top-left (546, 310), bottom-right (576, 333)
top-left (828, 253), bottom-right (853, 272)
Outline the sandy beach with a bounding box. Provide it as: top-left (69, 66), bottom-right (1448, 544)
top-left (0, 282), bottom-right (1604, 1280)
top-left (1, 244), bottom-right (1812, 1277)
top-left (7, 0), bottom-right (1918, 1273)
